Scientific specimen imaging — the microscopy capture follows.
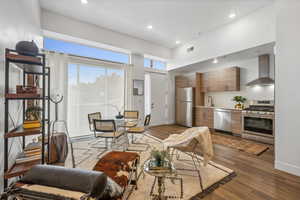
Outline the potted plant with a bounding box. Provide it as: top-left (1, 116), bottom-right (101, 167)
top-left (151, 149), bottom-right (169, 167)
top-left (24, 106), bottom-right (43, 129)
top-left (232, 96), bottom-right (247, 109)
top-left (25, 106), bottom-right (42, 121)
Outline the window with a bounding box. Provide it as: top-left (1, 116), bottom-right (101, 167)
top-left (44, 37), bottom-right (130, 64)
top-left (153, 60), bottom-right (166, 70)
top-left (68, 62), bottom-right (124, 137)
top-left (144, 58), bottom-right (151, 68)
top-left (144, 57), bottom-right (166, 70)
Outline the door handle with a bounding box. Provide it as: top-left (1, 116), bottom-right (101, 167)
top-left (151, 103), bottom-right (154, 109)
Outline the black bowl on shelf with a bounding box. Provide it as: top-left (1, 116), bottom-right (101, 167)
top-left (16, 40), bottom-right (39, 57)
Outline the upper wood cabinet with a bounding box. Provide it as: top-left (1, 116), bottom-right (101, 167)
top-left (175, 75), bottom-right (195, 88)
top-left (200, 67), bottom-right (240, 92)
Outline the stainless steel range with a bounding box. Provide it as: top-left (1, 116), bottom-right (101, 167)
top-left (242, 100), bottom-right (275, 144)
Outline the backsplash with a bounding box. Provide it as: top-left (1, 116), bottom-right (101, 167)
top-left (205, 85), bottom-right (274, 108)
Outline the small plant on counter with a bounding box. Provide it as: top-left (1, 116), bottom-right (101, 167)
top-left (232, 96), bottom-right (247, 109)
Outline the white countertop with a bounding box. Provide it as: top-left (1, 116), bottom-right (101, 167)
top-left (194, 105), bottom-right (243, 111)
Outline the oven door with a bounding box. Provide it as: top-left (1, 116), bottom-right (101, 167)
top-left (243, 116), bottom-right (273, 136)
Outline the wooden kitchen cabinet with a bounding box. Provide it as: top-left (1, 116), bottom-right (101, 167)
top-left (175, 75), bottom-right (195, 88)
top-left (231, 110), bottom-right (242, 135)
top-left (194, 107), bottom-right (214, 129)
top-left (200, 67), bottom-right (240, 92)
top-left (195, 73), bottom-right (205, 106)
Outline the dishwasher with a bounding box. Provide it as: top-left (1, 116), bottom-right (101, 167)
top-left (214, 109), bottom-right (232, 132)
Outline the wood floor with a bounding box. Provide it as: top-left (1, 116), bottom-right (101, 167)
top-left (147, 125), bottom-right (300, 200)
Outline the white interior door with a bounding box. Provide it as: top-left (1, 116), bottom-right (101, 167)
top-left (147, 73), bottom-right (168, 126)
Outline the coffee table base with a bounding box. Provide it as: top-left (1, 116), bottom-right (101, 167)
top-left (150, 176), bottom-right (183, 200)
top-left (151, 195), bottom-right (168, 200)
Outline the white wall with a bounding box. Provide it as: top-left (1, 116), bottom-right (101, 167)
top-left (166, 71), bottom-right (177, 124)
top-left (130, 53), bottom-right (145, 122)
top-left (275, 0), bottom-right (300, 177)
top-left (169, 5), bottom-right (276, 70)
top-left (41, 10), bottom-right (171, 59)
top-left (0, 0), bottom-right (42, 191)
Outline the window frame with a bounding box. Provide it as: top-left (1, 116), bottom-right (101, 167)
top-left (144, 57), bottom-right (167, 71)
top-left (43, 37), bottom-right (130, 64)
top-left (67, 58), bottom-right (126, 137)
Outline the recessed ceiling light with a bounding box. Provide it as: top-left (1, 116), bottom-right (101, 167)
top-left (81, 0), bottom-right (88, 4)
top-left (213, 58), bottom-right (219, 64)
top-left (229, 12), bottom-right (236, 19)
top-left (147, 25), bottom-right (153, 30)
top-left (176, 41), bottom-right (181, 44)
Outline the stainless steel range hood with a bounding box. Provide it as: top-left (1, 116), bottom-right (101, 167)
top-left (246, 54), bottom-right (274, 86)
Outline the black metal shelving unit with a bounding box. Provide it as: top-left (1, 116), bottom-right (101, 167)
top-left (3, 48), bottom-right (50, 189)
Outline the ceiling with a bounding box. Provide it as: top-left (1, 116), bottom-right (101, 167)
top-left (39, 0), bottom-right (274, 49)
top-left (171, 42), bottom-right (275, 73)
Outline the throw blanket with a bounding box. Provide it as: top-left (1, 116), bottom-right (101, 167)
top-left (163, 127), bottom-right (214, 166)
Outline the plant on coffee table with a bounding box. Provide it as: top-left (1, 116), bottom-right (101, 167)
top-left (151, 149), bottom-right (169, 167)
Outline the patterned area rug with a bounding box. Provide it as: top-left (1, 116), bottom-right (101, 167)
top-left (66, 134), bottom-right (236, 199)
top-left (149, 125), bottom-right (270, 156)
top-left (211, 133), bottom-right (269, 156)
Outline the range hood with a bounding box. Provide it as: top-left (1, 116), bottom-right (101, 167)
top-left (246, 54), bottom-right (274, 86)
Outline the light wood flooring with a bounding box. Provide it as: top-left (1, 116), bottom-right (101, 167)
top-left (147, 125), bottom-right (300, 200)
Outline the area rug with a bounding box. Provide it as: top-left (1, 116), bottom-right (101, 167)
top-left (211, 133), bottom-right (269, 156)
top-left (149, 125), bottom-right (269, 156)
top-left (66, 134), bottom-right (236, 199)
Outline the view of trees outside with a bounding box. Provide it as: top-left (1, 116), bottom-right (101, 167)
top-left (68, 63), bottom-right (124, 137)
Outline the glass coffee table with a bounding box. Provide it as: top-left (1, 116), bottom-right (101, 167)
top-left (143, 159), bottom-right (183, 200)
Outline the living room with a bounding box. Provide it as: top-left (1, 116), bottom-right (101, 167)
top-left (1, 0), bottom-right (300, 199)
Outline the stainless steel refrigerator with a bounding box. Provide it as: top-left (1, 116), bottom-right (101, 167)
top-left (176, 87), bottom-right (193, 127)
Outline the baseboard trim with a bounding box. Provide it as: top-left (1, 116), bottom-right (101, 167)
top-left (275, 160), bottom-right (300, 177)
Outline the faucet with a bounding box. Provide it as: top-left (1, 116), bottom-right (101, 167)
top-left (207, 96), bottom-right (214, 107)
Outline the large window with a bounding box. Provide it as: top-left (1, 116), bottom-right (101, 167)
top-left (44, 37), bottom-right (130, 64)
top-left (144, 57), bottom-right (167, 70)
top-left (68, 62), bottom-right (124, 137)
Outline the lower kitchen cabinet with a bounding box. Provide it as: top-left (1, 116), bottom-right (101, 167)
top-left (194, 107), bottom-right (214, 129)
top-left (231, 110), bottom-right (242, 135)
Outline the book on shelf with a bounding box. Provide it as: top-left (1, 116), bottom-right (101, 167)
top-left (16, 147), bottom-right (42, 164)
top-left (15, 155), bottom-right (40, 164)
top-left (24, 149), bottom-right (41, 157)
top-left (24, 142), bottom-right (41, 151)
top-left (23, 120), bottom-right (41, 129)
